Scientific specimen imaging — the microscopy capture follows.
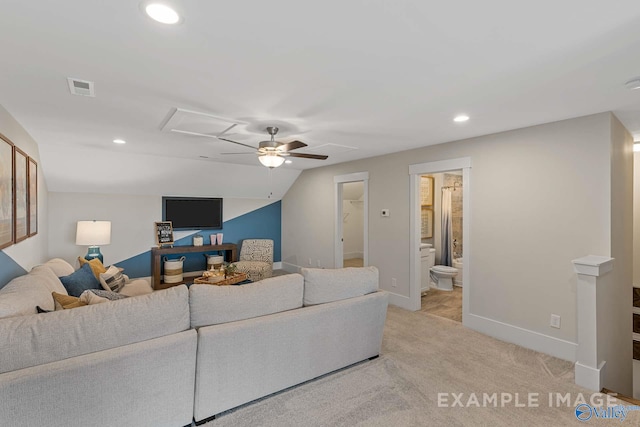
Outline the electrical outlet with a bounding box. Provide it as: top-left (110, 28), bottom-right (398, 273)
top-left (391, 278), bottom-right (397, 288)
top-left (550, 314), bottom-right (561, 329)
top-left (317, 260), bottom-right (321, 267)
top-left (308, 258), bottom-right (312, 266)
top-left (381, 209), bottom-right (390, 217)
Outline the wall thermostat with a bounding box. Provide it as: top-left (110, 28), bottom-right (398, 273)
top-left (381, 209), bottom-right (390, 217)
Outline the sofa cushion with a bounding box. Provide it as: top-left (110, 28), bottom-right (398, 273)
top-left (60, 263), bottom-right (102, 297)
top-left (78, 257), bottom-right (107, 279)
top-left (119, 279), bottom-right (153, 297)
top-left (0, 285), bottom-right (191, 374)
top-left (0, 265), bottom-right (67, 319)
top-left (99, 265), bottom-right (126, 293)
top-left (42, 258), bottom-right (75, 277)
top-left (302, 266), bottom-right (379, 306)
top-left (189, 273), bottom-right (304, 328)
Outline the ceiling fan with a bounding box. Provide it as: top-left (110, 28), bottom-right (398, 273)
top-left (218, 126), bottom-right (328, 168)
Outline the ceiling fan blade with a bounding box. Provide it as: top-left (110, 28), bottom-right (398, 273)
top-left (218, 137), bottom-right (259, 150)
top-left (287, 152), bottom-right (328, 160)
top-left (277, 140), bottom-right (307, 152)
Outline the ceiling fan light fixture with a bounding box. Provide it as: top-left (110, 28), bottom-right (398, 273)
top-left (144, 3), bottom-right (181, 24)
top-left (259, 154), bottom-right (285, 168)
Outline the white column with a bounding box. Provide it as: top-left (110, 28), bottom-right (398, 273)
top-left (572, 255), bottom-right (614, 391)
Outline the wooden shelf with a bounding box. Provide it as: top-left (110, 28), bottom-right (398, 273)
top-left (151, 244), bottom-right (237, 290)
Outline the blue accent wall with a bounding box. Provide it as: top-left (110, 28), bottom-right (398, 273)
top-left (0, 251), bottom-right (27, 289)
top-left (116, 201), bottom-right (281, 278)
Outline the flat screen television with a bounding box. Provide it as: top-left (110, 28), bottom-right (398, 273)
top-left (162, 197), bottom-right (223, 230)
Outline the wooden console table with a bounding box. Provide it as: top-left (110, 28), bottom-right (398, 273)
top-left (151, 244), bottom-right (238, 290)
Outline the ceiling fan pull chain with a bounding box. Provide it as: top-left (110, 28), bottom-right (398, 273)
top-left (268, 167), bottom-right (273, 198)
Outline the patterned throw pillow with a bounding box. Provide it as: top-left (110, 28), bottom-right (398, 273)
top-left (99, 265), bottom-right (126, 293)
top-left (88, 289), bottom-right (128, 301)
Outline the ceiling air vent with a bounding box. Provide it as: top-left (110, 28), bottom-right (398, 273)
top-left (67, 78), bottom-right (95, 97)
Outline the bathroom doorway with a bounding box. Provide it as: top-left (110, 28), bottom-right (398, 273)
top-left (334, 172), bottom-right (369, 268)
top-left (419, 171), bottom-right (463, 322)
top-left (409, 158), bottom-right (470, 326)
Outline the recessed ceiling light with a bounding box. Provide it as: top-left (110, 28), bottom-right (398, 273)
top-left (113, 139), bottom-right (126, 144)
top-left (144, 3), bottom-right (181, 24)
top-left (453, 115), bottom-right (469, 123)
top-left (625, 78), bottom-right (640, 90)
top-left (285, 160), bottom-right (292, 164)
top-left (634, 143), bottom-right (640, 152)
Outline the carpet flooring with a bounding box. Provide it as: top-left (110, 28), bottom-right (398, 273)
top-left (199, 305), bottom-right (638, 426)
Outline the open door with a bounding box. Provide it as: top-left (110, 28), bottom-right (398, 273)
top-left (334, 172), bottom-right (369, 268)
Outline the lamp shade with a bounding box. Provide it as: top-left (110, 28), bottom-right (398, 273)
top-left (258, 154), bottom-right (285, 168)
top-left (76, 221), bottom-right (111, 245)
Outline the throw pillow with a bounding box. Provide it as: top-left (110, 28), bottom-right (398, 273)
top-left (99, 265), bottom-right (126, 293)
top-left (79, 289), bottom-right (129, 305)
top-left (88, 289), bottom-right (129, 301)
top-left (77, 257), bottom-right (107, 279)
top-left (60, 263), bottom-right (102, 297)
top-left (52, 292), bottom-right (87, 309)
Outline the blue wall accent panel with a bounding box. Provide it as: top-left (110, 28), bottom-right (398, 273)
top-left (0, 251), bottom-right (27, 289)
top-left (114, 201), bottom-right (281, 278)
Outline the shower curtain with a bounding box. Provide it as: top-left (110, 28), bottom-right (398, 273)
top-left (441, 189), bottom-right (453, 266)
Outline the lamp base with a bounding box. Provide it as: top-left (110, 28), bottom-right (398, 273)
top-left (84, 246), bottom-right (103, 263)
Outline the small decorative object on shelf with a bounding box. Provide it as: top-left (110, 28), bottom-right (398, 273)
top-left (193, 234), bottom-right (203, 246)
top-left (155, 221), bottom-right (174, 248)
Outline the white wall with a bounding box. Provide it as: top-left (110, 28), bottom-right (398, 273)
top-left (283, 113), bottom-right (626, 361)
top-left (48, 192), bottom-right (276, 267)
top-left (0, 104), bottom-right (49, 270)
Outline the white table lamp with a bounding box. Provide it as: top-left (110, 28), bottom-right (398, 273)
top-left (76, 220), bottom-right (111, 263)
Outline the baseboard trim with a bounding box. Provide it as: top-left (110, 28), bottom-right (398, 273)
top-left (282, 262), bottom-right (302, 273)
top-left (466, 313), bottom-right (577, 362)
top-left (575, 360), bottom-right (606, 392)
top-left (387, 291), bottom-right (413, 311)
top-left (273, 261), bottom-right (282, 270)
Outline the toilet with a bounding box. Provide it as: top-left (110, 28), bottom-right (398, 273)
top-left (430, 265), bottom-right (458, 291)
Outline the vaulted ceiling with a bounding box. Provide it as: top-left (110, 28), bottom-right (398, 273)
top-left (1, 1), bottom-right (639, 198)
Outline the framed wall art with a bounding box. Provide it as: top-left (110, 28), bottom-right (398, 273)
top-left (0, 134), bottom-right (14, 249)
top-left (28, 157), bottom-right (37, 237)
top-left (421, 207), bottom-right (434, 239)
top-left (14, 147), bottom-right (28, 243)
top-left (420, 175), bottom-right (434, 206)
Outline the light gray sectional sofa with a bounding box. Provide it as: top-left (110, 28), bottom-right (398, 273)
top-left (0, 261), bottom-right (388, 427)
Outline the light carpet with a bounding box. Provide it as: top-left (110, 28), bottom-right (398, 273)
top-left (200, 305), bottom-right (638, 426)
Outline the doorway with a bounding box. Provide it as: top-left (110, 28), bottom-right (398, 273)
top-left (409, 158), bottom-right (471, 325)
top-left (334, 172), bottom-right (369, 268)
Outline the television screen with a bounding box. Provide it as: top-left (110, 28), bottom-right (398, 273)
top-left (162, 197), bottom-right (223, 230)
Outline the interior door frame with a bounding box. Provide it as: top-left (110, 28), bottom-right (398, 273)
top-left (334, 172), bottom-right (369, 268)
top-left (409, 158), bottom-right (471, 324)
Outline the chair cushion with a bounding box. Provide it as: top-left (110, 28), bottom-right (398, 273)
top-left (302, 266), bottom-right (379, 306)
top-left (239, 239), bottom-right (274, 263)
top-left (189, 273), bottom-right (303, 328)
top-left (233, 261), bottom-right (272, 281)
